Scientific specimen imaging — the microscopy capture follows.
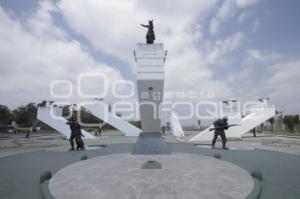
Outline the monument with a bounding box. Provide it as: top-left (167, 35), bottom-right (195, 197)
top-left (4, 21), bottom-right (273, 199)
top-left (131, 20), bottom-right (170, 154)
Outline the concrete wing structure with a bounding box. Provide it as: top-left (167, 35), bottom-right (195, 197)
top-left (190, 99), bottom-right (275, 142)
top-left (170, 111), bottom-right (185, 138)
top-left (37, 102), bottom-right (95, 139)
top-left (83, 104), bottom-right (141, 136)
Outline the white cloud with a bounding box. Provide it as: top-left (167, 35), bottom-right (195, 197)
top-left (217, 0), bottom-right (236, 20)
top-left (209, 0), bottom-right (259, 34)
top-left (268, 60), bottom-right (300, 86)
top-left (209, 0), bottom-right (236, 34)
top-left (206, 32), bottom-right (244, 64)
top-left (192, 24), bottom-right (203, 42)
top-left (247, 49), bottom-right (281, 63)
top-left (266, 59), bottom-right (300, 113)
top-left (235, 0), bottom-right (259, 9)
top-left (0, 2), bottom-right (124, 107)
top-left (26, 1), bottom-right (66, 40)
top-left (224, 47), bottom-right (300, 114)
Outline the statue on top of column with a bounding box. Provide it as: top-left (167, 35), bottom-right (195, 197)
top-left (141, 20), bottom-right (155, 44)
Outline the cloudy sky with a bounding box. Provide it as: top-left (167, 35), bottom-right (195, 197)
top-left (0, 0), bottom-right (299, 121)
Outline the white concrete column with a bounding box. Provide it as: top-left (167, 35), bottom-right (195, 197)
top-left (134, 43), bottom-right (167, 132)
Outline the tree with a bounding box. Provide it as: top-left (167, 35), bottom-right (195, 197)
top-left (268, 117), bottom-right (275, 131)
top-left (79, 107), bottom-right (101, 124)
top-left (62, 105), bottom-right (102, 124)
top-left (0, 105), bottom-right (14, 124)
top-left (129, 120), bottom-right (141, 128)
top-left (12, 103), bottom-right (37, 126)
top-left (294, 115), bottom-right (299, 125)
top-left (283, 115), bottom-right (297, 133)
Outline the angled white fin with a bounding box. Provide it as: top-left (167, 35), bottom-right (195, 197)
top-left (83, 104), bottom-right (141, 136)
top-left (170, 111), bottom-right (185, 138)
top-left (37, 103), bottom-right (95, 139)
top-left (190, 99), bottom-right (275, 141)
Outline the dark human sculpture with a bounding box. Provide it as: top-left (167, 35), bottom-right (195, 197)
top-left (251, 128), bottom-right (257, 137)
top-left (141, 20), bottom-right (155, 44)
top-left (211, 117), bottom-right (229, 149)
top-left (66, 113), bottom-right (85, 151)
top-left (210, 117), bottom-right (240, 149)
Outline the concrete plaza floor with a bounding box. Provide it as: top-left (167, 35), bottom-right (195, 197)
top-left (0, 131), bottom-right (300, 199)
top-left (49, 153), bottom-right (253, 199)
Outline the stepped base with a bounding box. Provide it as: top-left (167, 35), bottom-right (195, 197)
top-left (131, 132), bottom-right (171, 154)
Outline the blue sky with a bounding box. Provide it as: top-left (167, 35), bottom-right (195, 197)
top-left (0, 0), bottom-right (299, 120)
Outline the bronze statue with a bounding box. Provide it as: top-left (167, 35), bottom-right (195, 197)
top-left (141, 20), bottom-right (155, 44)
top-left (210, 117), bottom-right (240, 149)
top-left (211, 117), bottom-right (229, 149)
top-left (66, 112), bottom-right (85, 151)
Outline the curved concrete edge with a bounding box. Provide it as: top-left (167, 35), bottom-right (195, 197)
top-left (40, 171), bottom-right (55, 199)
top-left (208, 153), bottom-right (261, 199)
top-left (246, 177), bottom-right (262, 199)
top-left (41, 152), bottom-right (259, 199)
top-left (40, 180), bottom-right (55, 199)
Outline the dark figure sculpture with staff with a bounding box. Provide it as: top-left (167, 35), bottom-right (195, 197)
top-left (210, 117), bottom-right (240, 149)
top-left (66, 112), bottom-right (85, 151)
top-left (141, 20), bottom-right (155, 44)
